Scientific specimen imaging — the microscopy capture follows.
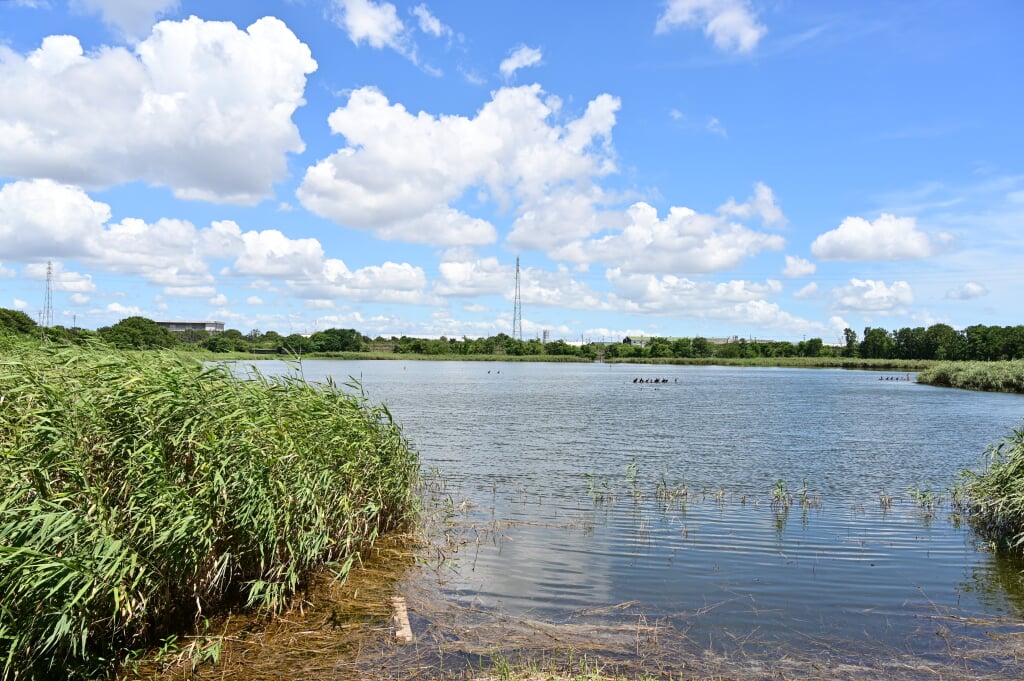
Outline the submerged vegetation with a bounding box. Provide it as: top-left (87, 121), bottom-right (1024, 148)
top-left (917, 360), bottom-right (1024, 394)
top-left (0, 338), bottom-right (417, 679)
top-left (961, 423), bottom-right (1024, 555)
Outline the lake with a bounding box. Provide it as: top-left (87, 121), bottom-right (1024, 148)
top-left (240, 359), bottom-right (1024, 675)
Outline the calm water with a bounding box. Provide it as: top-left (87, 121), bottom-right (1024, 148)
top-left (241, 360), bottom-right (1024, 664)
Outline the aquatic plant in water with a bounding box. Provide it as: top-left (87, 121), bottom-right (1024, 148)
top-left (0, 338), bottom-right (418, 679)
top-left (960, 423), bottom-right (1024, 555)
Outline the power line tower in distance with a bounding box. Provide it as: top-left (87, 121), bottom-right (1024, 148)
top-left (42, 260), bottom-right (54, 332)
top-left (512, 256), bottom-right (523, 341)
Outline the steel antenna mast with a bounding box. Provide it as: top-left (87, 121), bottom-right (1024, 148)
top-left (512, 256), bottom-right (523, 340)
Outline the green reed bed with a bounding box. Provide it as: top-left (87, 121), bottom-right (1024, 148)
top-left (960, 423), bottom-right (1024, 555)
top-left (917, 360), bottom-right (1024, 393)
top-left (0, 338), bottom-right (417, 679)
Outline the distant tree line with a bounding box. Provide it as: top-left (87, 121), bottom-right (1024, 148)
top-left (2, 311), bottom-right (1022, 361)
top-left (840, 324), bottom-right (1024, 361)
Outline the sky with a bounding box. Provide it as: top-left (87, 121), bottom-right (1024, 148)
top-left (1, 0), bottom-right (1022, 344)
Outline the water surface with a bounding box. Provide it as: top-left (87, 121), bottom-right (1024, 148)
top-left (241, 360), bottom-right (1024, 670)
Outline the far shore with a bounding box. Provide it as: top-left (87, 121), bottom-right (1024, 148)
top-left (198, 349), bottom-right (934, 370)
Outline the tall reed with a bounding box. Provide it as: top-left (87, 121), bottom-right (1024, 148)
top-left (0, 337), bottom-right (417, 679)
top-left (959, 422), bottom-right (1024, 555)
top-left (917, 360), bottom-right (1024, 393)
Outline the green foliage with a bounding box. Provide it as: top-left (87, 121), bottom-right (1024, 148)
top-left (44, 325), bottom-right (96, 344)
top-left (281, 333), bottom-right (314, 355)
top-left (960, 423), bottom-right (1024, 554)
top-left (202, 335), bottom-right (235, 353)
top-left (97, 316), bottom-right (179, 350)
top-left (917, 360), bottom-right (1024, 393)
top-left (311, 327), bottom-right (366, 352)
top-left (860, 326), bottom-right (894, 359)
top-left (0, 308), bottom-right (37, 335)
top-left (0, 338), bottom-right (417, 679)
top-left (842, 327), bottom-right (858, 357)
top-left (797, 337), bottom-right (824, 357)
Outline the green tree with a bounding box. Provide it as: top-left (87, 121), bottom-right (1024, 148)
top-left (544, 339), bottom-right (579, 356)
top-left (925, 323), bottom-right (964, 360)
top-left (715, 341), bottom-right (740, 358)
top-left (798, 337), bottom-right (824, 357)
top-left (220, 329), bottom-right (250, 352)
top-left (281, 333), bottom-right (314, 354)
top-left (860, 327), bottom-right (894, 359)
top-left (771, 341), bottom-right (798, 357)
top-left (893, 326), bottom-right (927, 359)
top-left (671, 337), bottom-right (693, 358)
top-left (97, 317), bottom-right (179, 350)
top-left (646, 337), bottom-right (673, 358)
top-left (843, 328), bottom-right (859, 357)
top-left (0, 308), bottom-right (38, 335)
top-left (311, 328), bottom-right (365, 352)
top-left (203, 336), bottom-right (235, 353)
top-left (692, 337), bottom-right (713, 357)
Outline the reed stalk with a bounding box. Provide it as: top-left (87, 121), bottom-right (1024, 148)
top-left (0, 337), bottom-right (417, 679)
top-left (917, 360), bottom-right (1024, 393)
top-left (960, 423), bottom-right (1024, 554)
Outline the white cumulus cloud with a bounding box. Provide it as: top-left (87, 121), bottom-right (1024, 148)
top-left (233, 229), bottom-right (325, 278)
top-left (297, 85), bottom-right (619, 247)
top-left (782, 255), bottom-right (816, 277)
top-left (24, 261), bottom-right (96, 293)
top-left (554, 193), bottom-right (785, 274)
top-left (831, 278), bottom-right (913, 313)
top-left (507, 185), bottom-right (615, 251)
top-left (500, 45), bottom-right (542, 78)
top-left (333, 0), bottom-right (405, 49)
top-left (604, 270), bottom-right (819, 333)
top-left (655, 0), bottom-right (767, 54)
top-left (0, 178), bottom-right (433, 307)
top-left (106, 302), bottom-right (141, 315)
top-left (435, 256), bottom-right (509, 297)
top-left (0, 179), bottom-right (110, 259)
top-left (0, 17), bottom-right (317, 204)
top-left (87, 217), bottom-right (226, 287)
top-left (296, 259), bottom-right (430, 305)
top-left (718, 182), bottom-right (786, 226)
top-left (811, 213), bottom-right (949, 261)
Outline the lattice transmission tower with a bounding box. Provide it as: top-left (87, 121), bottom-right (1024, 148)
top-left (42, 260), bottom-right (54, 329)
top-left (512, 256), bottom-right (523, 340)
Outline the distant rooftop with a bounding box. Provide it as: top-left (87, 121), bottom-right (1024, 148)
top-left (155, 320), bottom-right (224, 334)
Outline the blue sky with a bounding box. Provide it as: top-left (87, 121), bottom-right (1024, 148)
top-left (1, 0), bottom-right (1021, 343)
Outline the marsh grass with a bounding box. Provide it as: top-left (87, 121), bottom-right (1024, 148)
top-left (960, 424), bottom-right (1024, 555)
top-left (0, 338), bottom-right (417, 679)
top-left (917, 360), bottom-right (1024, 393)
